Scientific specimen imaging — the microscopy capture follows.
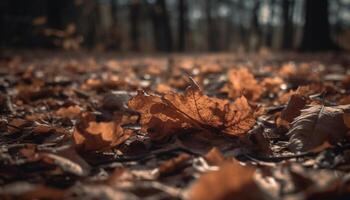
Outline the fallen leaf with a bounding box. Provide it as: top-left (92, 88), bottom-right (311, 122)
top-left (225, 68), bottom-right (263, 101)
top-left (157, 153), bottom-right (191, 177)
top-left (128, 79), bottom-right (261, 141)
top-left (343, 113), bottom-right (350, 128)
top-left (56, 105), bottom-right (82, 118)
top-left (198, 63), bottom-right (222, 74)
top-left (338, 96), bottom-right (350, 105)
top-left (277, 84), bottom-right (318, 104)
top-left (155, 83), bottom-right (174, 94)
top-left (204, 148), bottom-right (227, 165)
top-left (277, 94), bottom-right (307, 127)
top-left (107, 167), bottom-right (134, 185)
top-left (261, 76), bottom-right (285, 94)
top-left (0, 182), bottom-right (65, 200)
top-left (287, 105), bottom-right (350, 152)
top-left (188, 160), bottom-right (260, 200)
top-left (101, 91), bottom-right (134, 111)
top-left (73, 113), bottom-right (133, 152)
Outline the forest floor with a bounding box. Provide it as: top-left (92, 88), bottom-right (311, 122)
top-left (0, 50), bottom-right (350, 200)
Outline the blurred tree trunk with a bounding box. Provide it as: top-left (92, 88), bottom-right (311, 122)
top-left (129, 0), bottom-right (140, 51)
top-left (250, 0), bottom-right (261, 51)
top-left (47, 1), bottom-right (63, 29)
top-left (237, 0), bottom-right (248, 50)
top-left (177, 0), bottom-right (187, 51)
top-left (266, 0), bottom-right (276, 48)
top-left (282, 0), bottom-right (294, 49)
top-left (206, 0), bottom-right (219, 51)
top-left (151, 0), bottom-right (173, 52)
top-left (105, 0), bottom-right (120, 50)
top-left (75, 0), bottom-right (94, 47)
top-left (81, 1), bottom-right (98, 48)
top-left (299, 0), bottom-right (338, 51)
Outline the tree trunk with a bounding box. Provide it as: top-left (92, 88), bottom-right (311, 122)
top-left (299, 0), bottom-right (338, 51)
top-left (266, 0), bottom-right (276, 48)
top-left (129, 0), bottom-right (140, 51)
top-left (206, 0), bottom-right (219, 51)
top-left (151, 0), bottom-right (173, 52)
top-left (177, 0), bottom-right (187, 51)
top-left (282, 0), bottom-right (294, 49)
top-left (250, 0), bottom-right (261, 51)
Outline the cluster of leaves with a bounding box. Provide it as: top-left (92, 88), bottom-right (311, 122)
top-left (0, 52), bottom-right (350, 199)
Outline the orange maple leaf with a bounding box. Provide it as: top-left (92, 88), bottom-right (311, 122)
top-left (128, 79), bottom-right (262, 141)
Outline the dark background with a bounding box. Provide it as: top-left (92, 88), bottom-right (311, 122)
top-left (0, 0), bottom-right (349, 52)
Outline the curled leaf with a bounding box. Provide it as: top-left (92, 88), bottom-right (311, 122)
top-left (277, 94), bottom-right (307, 128)
top-left (287, 105), bottom-right (350, 152)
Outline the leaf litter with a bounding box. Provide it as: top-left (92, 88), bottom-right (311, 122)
top-left (0, 52), bottom-right (350, 199)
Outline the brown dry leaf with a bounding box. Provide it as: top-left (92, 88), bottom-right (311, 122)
top-left (31, 124), bottom-right (67, 138)
top-left (6, 118), bottom-right (31, 134)
top-left (73, 113), bottom-right (133, 152)
top-left (157, 153), bottom-right (191, 177)
top-left (261, 76), bottom-right (285, 94)
top-left (199, 63), bottom-right (222, 74)
top-left (244, 128), bottom-right (273, 155)
top-left (32, 16), bottom-right (47, 25)
top-left (56, 105), bottom-right (82, 118)
top-left (339, 96), bottom-right (350, 105)
top-left (277, 94), bottom-right (307, 127)
top-left (278, 62), bottom-right (297, 77)
top-left (168, 75), bottom-right (189, 89)
top-left (287, 105), bottom-right (350, 152)
top-left (128, 90), bottom-right (191, 141)
top-left (1, 184), bottom-right (65, 200)
top-left (277, 84), bottom-right (318, 104)
top-left (107, 167), bottom-right (134, 186)
top-left (225, 68), bottom-right (263, 101)
top-left (204, 148), bottom-right (227, 165)
top-left (163, 80), bottom-right (262, 136)
top-left (342, 75), bottom-right (350, 90)
top-left (155, 83), bottom-right (174, 94)
top-left (188, 160), bottom-right (260, 200)
top-left (128, 79), bottom-right (261, 141)
top-left (344, 113), bottom-right (350, 128)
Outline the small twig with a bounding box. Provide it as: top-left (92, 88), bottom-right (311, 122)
top-left (244, 143), bottom-right (350, 163)
top-left (101, 146), bottom-right (199, 165)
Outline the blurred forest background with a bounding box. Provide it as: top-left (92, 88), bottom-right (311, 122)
top-left (1, 0), bottom-right (350, 52)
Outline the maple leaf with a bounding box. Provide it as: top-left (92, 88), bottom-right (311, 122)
top-left (73, 113), bottom-right (133, 152)
top-left (287, 105), bottom-right (350, 152)
top-left (128, 79), bottom-right (262, 141)
top-left (188, 160), bottom-right (260, 200)
top-left (224, 68), bottom-right (263, 101)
